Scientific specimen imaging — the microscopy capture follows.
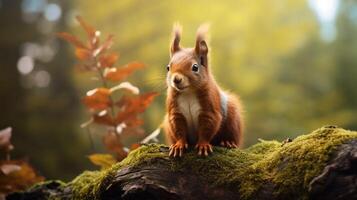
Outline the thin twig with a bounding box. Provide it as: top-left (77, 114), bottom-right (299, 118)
top-left (94, 58), bottom-right (118, 135)
top-left (141, 127), bottom-right (161, 144)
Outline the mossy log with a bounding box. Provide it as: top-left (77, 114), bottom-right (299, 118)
top-left (7, 126), bottom-right (357, 200)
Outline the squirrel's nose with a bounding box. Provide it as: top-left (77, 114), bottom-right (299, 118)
top-left (173, 77), bottom-right (182, 84)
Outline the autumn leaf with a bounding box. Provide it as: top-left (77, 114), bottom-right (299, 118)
top-left (104, 61), bottom-right (145, 82)
top-left (0, 160), bottom-right (44, 195)
top-left (87, 154), bottom-right (116, 170)
top-left (115, 111), bottom-right (137, 126)
top-left (0, 127), bottom-right (13, 153)
top-left (76, 16), bottom-right (100, 49)
top-left (82, 88), bottom-right (111, 110)
top-left (115, 92), bottom-right (158, 125)
top-left (0, 164), bottom-right (21, 175)
top-left (133, 92), bottom-right (158, 111)
top-left (99, 53), bottom-right (119, 68)
top-left (93, 34), bottom-right (114, 57)
top-left (103, 131), bottom-right (128, 161)
top-left (60, 16), bottom-right (159, 164)
top-left (93, 110), bottom-right (115, 126)
top-left (75, 48), bottom-right (92, 61)
top-left (110, 82), bottom-right (140, 95)
top-left (76, 16), bottom-right (96, 39)
top-left (57, 32), bottom-right (87, 49)
top-left (116, 92), bottom-right (158, 112)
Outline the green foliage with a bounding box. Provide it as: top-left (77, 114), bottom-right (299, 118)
top-left (72, 0), bottom-right (357, 147)
top-left (2, 0), bottom-right (357, 181)
top-left (73, 0), bottom-right (323, 145)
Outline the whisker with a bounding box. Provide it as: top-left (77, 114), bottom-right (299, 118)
top-left (150, 83), bottom-right (168, 93)
top-left (142, 76), bottom-right (166, 85)
top-left (141, 75), bottom-right (167, 90)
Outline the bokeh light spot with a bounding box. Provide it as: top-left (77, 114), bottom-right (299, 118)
top-left (21, 0), bottom-right (46, 13)
top-left (17, 56), bottom-right (34, 75)
top-left (34, 70), bottom-right (51, 87)
top-left (308, 0), bottom-right (339, 42)
top-left (44, 3), bottom-right (62, 22)
top-left (309, 0), bottom-right (339, 23)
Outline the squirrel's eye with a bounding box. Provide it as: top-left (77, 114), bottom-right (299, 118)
top-left (166, 65), bottom-right (170, 71)
top-left (192, 63), bottom-right (199, 73)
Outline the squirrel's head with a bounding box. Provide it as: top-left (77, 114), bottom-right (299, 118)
top-left (166, 23), bottom-right (210, 92)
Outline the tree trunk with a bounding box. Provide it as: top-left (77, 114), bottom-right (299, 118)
top-left (6, 126), bottom-right (357, 200)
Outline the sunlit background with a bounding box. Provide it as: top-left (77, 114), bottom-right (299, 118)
top-left (1, 0), bottom-right (356, 180)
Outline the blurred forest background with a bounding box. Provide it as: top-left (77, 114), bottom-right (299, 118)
top-left (0, 0), bottom-right (356, 181)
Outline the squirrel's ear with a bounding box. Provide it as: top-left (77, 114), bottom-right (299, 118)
top-left (170, 23), bottom-right (182, 56)
top-left (195, 24), bottom-right (209, 66)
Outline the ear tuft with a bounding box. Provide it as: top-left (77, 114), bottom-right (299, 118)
top-left (170, 22), bottom-right (182, 56)
top-left (195, 23), bottom-right (210, 66)
top-left (195, 23), bottom-right (210, 46)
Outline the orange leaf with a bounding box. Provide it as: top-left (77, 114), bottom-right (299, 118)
top-left (0, 160), bottom-right (44, 195)
top-left (93, 110), bottom-right (115, 126)
top-left (88, 154), bottom-right (116, 170)
top-left (93, 34), bottom-right (114, 57)
top-left (82, 88), bottom-right (111, 110)
top-left (1, 164), bottom-right (21, 175)
top-left (135, 92), bottom-right (158, 111)
top-left (75, 48), bottom-right (91, 61)
top-left (110, 82), bottom-right (139, 94)
top-left (99, 53), bottom-right (119, 68)
top-left (57, 32), bottom-right (87, 49)
top-left (105, 62), bottom-right (145, 82)
top-left (103, 132), bottom-right (128, 160)
top-left (76, 16), bottom-right (96, 39)
top-left (115, 92), bottom-right (158, 124)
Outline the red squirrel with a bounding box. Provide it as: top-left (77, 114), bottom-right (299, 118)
top-left (163, 24), bottom-right (244, 157)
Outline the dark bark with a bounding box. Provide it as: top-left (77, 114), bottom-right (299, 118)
top-left (308, 140), bottom-right (357, 200)
top-left (7, 139), bottom-right (357, 200)
top-left (101, 163), bottom-right (240, 200)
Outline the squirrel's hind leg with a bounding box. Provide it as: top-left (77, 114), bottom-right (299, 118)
top-left (212, 100), bottom-right (243, 148)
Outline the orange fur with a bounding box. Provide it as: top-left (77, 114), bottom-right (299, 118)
top-left (164, 24), bottom-right (244, 157)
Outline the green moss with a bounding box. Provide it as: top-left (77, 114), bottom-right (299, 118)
top-left (245, 139), bottom-right (281, 154)
top-left (242, 126), bottom-right (357, 199)
top-left (253, 126), bottom-right (357, 199)
top-left (29, 180), bottom-right (66, 190)
top-left (55, 126), bottom-right (357, 200)
top-left (60, 144), bottom-right (169, 200)
top-left (113, 143), bottom-right (169, 169)
top-left (69, 170), bottom-right (105, 199)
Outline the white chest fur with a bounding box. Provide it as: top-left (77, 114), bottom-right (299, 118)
top-left (177, 91), bottom-right (201, 135)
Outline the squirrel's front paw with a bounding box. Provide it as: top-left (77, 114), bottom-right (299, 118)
top-left (169, 140), bottom-right (188, 157)
top-left (195, 142), bottom-right (213, 156)
top-left (220, 140), bottom-right (238, 148)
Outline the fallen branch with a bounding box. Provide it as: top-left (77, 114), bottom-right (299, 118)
top-left (7, 126), bottom-right (357, 200)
